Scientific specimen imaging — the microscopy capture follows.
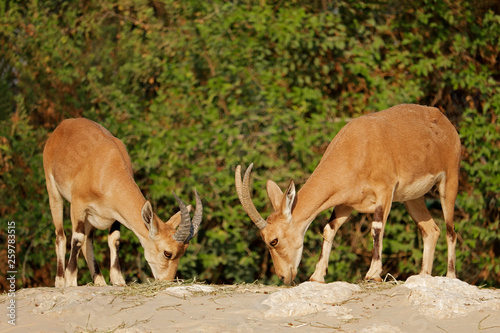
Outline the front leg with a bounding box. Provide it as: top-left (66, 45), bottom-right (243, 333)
top-left (108, 221), bottom-right (126, 285)
top-left (365, 202), bottom-right (392, 282)
top-left (82, 223), bottom-right (107, 286)
top-left (310, 206), bottom-right (352, 283)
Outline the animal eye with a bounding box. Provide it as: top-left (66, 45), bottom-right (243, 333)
top-left (164, 251), bottom-right (173, 259)
top-left (270, 238), bottom-right (278, 247)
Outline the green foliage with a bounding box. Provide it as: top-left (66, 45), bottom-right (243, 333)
top-left (0, 0), bottom-right (498, 290)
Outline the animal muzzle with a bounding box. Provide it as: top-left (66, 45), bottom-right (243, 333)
top-left (279, 267), bottom-right (297, 285)
top-left (149, 261), bottom-right (179, 281)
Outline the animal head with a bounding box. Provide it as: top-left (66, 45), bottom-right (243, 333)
top-left (235, 164), bottom-right (303, 285)
top-left (141, 190), bottom-right (202, 281)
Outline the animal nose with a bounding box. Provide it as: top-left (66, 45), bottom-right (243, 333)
top-left (279, 275), bottom-right (285, 281)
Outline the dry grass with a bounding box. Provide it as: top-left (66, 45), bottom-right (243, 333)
top-left (357, 273), bottom-right (403, 293)
top-left (103, 278), bottom-right (201, 298)
top-left (102, 278), bottom-right (283, 300)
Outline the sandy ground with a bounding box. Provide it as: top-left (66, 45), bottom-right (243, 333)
top-left (1, 276), bottom-right (499, 333)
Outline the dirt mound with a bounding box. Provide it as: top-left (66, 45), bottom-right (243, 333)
top-left (1, 276), bottom-right (499, 332)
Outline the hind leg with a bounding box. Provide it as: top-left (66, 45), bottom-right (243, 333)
top-left (81, 223), bottom-right (106, 286)
top-left (108, 222), bottom-right (126, 285)
top-left (440, 174), bottom-right (459, 279)
top-left (310, 205), bottom-right (352, 283)
top-left (46, 178), bottom-right (66, 288)
top-left (404, 197), bottom-right (440, 275)
top-left (65, 201), bottom-right (87, 287)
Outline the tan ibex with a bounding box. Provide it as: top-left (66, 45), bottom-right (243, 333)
top-left (43, 118), bottom-right (202, 287)
top-left (236, 104), bottom-right (460, 285)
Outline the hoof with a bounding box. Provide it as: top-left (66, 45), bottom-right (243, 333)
top-left (110, 271), bottom-right (126, 286)
top-left (109, 269), bottom-right (127, 286)
top-left (55, 277), bottom-right (65, 288)
top-left (93, 275), bottom-right (107, 286)
top-left (111, 279), bottom-right (126, 286)
top-left (364, 276), bottom-right (383, 282)
top-left (309, 271), bottom-right (326, 283)
top-left (309, 277), bottom-right (326, 283)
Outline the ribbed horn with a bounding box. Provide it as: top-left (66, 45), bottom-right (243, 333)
top-left (235, 164), bottom-right (267, 230)
top-left (172, 191), bottom-right (191, 242)
top-left (186, 189), bottom-right (203, 242)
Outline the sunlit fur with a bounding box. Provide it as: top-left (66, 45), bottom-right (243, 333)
top-left (238, 104), bottom-right (461, 285)
top-left (43, 118), bottom-right (198, 287)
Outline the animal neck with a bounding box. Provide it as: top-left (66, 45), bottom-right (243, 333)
top-left (111, 177), bottom-right (151, 243)
top-left (291, 173), bottom-right (337, 234)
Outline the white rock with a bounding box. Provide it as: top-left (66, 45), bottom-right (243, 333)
top-left (261, 281), bottom-right (360, 319)
top-left (404, 275), bottom-right (500, 319)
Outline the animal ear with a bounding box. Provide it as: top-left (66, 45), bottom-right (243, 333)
top-left (282, 180), bottom-right (296, 220)
top-left (266, 179), bottom-right (284, 211)
top-left (165, 205), bottom-right (192, 230)
top-left (141, 201), bottom-right (158, 239)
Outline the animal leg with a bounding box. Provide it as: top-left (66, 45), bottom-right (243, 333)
top-left (65, 201), bottom-right (86, 287)
top-left (46, 178), bottom-right (66, 288)
top-left (310, 205), bottom-right (352, 283)
top-left (404, 197), bottom-right (440, 276)
top-left (365, 200), bottom-right (392, 281)
top-left (440, 174), bottom-right (459, 279)
top-left (108, 221), bottom-right (126, 285)
top-left (81, 223), bottom-right (107, 286)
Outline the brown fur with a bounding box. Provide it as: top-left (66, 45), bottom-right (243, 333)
top-left (238, 104), bottom-right (461, 284)
top-left (43, 118), bottom-right (197, 287)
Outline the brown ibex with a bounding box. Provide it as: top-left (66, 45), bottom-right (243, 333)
top-left (43, 118), bottom-right (202, 287)
top-left (236, 104), bottom-right (460, 285)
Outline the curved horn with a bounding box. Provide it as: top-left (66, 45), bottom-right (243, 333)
top-left (172, 191), bottom-right (192, 242)
top-left (235, 164), bottom-right (267, 230)
top-left (186, 189), bottom-right (203, 242)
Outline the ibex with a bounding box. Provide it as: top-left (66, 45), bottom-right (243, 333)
top-left (236, 104), bottom-right (460, 285)
top-left (43, 118), bottom-right (202, 287)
